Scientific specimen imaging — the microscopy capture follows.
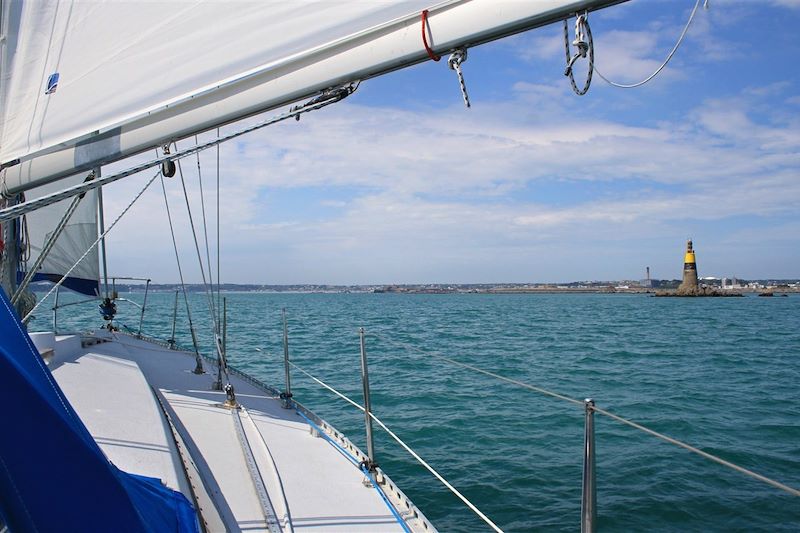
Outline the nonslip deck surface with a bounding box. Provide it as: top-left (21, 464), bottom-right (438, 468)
top-left (50, 333), bottom-right (410, 532)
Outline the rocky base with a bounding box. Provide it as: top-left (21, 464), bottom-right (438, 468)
top-left (655, 286), bottom-right (743, 297)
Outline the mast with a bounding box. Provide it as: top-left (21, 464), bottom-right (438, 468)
top-left (96, 167), bottom-right (109, 298)
top-left (0, 0), bottom-right (14, 300)
top-left (0, 199), bottom-right (17, 299)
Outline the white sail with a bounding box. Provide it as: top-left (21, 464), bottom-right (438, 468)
top-left (22, 175), bottom-right (99, 296)
top-left (1, 0), bottom-right (623, 195)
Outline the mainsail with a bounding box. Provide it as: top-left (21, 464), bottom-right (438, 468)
top-left (0, 0), bottom-right (625, 196)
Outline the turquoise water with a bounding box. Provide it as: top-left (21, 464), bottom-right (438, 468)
top-left (37, 292), bottom-right (800, 531)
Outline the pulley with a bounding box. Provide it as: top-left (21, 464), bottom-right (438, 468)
top-left (161, 144), bottom-right (176, 177)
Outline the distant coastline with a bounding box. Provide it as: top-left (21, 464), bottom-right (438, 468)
top-left (38, 280), bottom-right (800, 295)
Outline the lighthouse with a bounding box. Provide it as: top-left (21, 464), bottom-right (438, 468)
top-left (678, 239), bottom-right (698, 293)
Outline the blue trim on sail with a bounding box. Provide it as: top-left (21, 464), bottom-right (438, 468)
top-left (17, 271), bottom-right (99, 296)
top-left (0, 287), bottom-right (198, 533)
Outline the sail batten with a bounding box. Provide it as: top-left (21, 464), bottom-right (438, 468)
top-left (1, 0), bottom-right (625, 195)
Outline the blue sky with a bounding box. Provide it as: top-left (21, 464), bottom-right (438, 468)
top-left (105, 0), bottom-right (800, 284)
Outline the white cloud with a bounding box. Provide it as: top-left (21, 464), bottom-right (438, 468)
top-left (93, 77), bottom-right (799, 284)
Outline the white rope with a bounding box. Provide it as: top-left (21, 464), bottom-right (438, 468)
top-left (563, 14), bottom-right (593, 96)
top-left (594, 0), bottom-right (705, 89)
top-left (283, 358), bottom-right (503, 532)
top-left (287, 360), bottom-right (364, 412)
top-left (22, 170), bottom-right (160, 323)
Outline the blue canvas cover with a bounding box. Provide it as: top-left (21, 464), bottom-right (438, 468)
top-left (0, 287), bottom-right (198, 533)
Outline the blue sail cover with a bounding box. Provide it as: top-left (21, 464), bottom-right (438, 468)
top-left (0, 288), bottom-right (198, 532)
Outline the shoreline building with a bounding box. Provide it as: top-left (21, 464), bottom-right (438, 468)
top-left (640, 266), bottom-right (659, 288)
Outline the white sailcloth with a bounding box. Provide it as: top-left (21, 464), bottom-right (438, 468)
top-left (0, 0), bottom-right (622, 194)
top-left (22, 175), bottom-right (99, 296)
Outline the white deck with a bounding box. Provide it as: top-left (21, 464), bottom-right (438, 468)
top-left (48, 331), bottom-right (433, 533)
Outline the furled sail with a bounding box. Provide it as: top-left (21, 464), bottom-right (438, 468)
top-left (20, 174), bottom-right (100, 296)
top-left (0, 0), bottom-right (624, 195)
top-left (0, 288), bottom-right (197, 532)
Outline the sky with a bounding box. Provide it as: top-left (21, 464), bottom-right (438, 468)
top-left (101, 0), bottom-right (800, 285)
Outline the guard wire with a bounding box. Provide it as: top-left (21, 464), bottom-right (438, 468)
top-left (367, 330), bottom-right (800, 499)
top-left (281, 355), bottom-right (504, 532)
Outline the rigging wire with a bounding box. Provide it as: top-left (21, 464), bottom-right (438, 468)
top-left (216, 128), bottom-right (221, 328)
top-left (159, 168), bottom-right (204, 370)
top-left (193, 135), bottom-right (216, 320)
top-left (593, 0), bottom-right (706, 89)
top-left (175, 149), bottom-right (222, 351)
top-left (22, 169), bottom-right (161, 323)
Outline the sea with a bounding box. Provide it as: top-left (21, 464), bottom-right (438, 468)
top-left (34, 291), bottom-right (800, 532)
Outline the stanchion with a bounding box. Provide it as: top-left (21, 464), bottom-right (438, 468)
top-left (168, 290), bottom-right (178, 349)
top-left (280, 308), bottom-right (293, 408)
top-left (359, 327), bottom-right (376, 472)
top-left (582, 398), bottom-right (597, 533)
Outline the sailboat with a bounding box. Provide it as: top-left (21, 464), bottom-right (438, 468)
top-left (0, 1), bottom-right (632, 531)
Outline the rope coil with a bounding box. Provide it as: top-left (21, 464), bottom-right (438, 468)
top-left (563, 13), bottom-right (593, 96)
